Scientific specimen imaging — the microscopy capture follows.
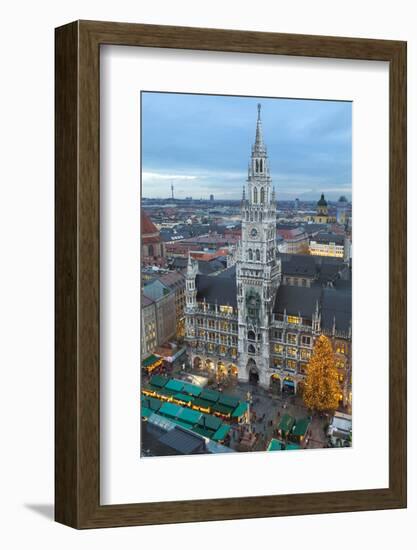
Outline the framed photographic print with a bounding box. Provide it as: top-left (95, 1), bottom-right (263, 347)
top-left (55, 20), bottom-right (407, 528)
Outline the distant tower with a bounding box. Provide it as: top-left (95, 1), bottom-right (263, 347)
top-left (336, 195), bottom-right (348, 224)
top-left (317, 193), bottom-right (328, 216)
top-left (210, 194), bottom-right (214, 202)
top-left (294, 197), bottom-right (300, 213)
top-left (237, 103), bottom-right (281, 388)
top-left (171, 182), bottom-right (174, 200)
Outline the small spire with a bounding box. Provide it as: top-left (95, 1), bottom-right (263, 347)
top-left (254, 103), bottom-right (265, 154)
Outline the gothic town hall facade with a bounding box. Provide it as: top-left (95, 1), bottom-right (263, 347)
top-left (185, 105), bottom-right (352, 406)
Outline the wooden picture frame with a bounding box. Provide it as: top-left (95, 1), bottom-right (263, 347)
top-left (55, 20), bottom-right (407, 528)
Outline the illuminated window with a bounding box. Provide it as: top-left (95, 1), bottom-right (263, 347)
top-left (287, 333), bottom-right (297, 344)
top-left (220, 346), bottom-right (226, 354)
top-left (220, 305), bottom-right (233, 315)
top-left (274, 344), bottom-right (284, 354)
top-left (288, 315), bottom-right (301, 324)
top-left (336, 342), bottom-right (347, 354)
top-left (300, 349), bottom-right (311, 361)
top-left (273, 358), bottom-right (283, 368)
top-left (221, 321), bottom-right (230, 331)
top-left (287, 347), bottom-right (297, 358)
top-left (287, 360), bottom-right (297, 371)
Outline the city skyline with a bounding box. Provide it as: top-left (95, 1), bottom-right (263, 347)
top-left (141, 92), bottom-right (352, 201)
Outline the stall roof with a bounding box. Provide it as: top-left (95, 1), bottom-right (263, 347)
top-left (232, 402), bottom-right (247, 418)
top-left (219, 394), bottom-right (239, 408)
top-left (141, 395), bottom-right (162, 412)
top-left (165, 378), bottom-right (184, 392)
top-left (142, 354), bottom-right (161, 368)
top-left (268, 439), bottom-right (285, 451)
top-left (200, 388), bottom-right (221, 403)
top-left (141, 407), bottom-right (153, 419)
top-left (177, 408), bottom-right (201, 425)
top-left (193, 426), bottom-right (214, 439)
top-left (181, 382), bottom-right (202, 397)
top-left (213, 403), bottom-right (233, 415)
top-left (149, 374), bottom-right (168, 388)
top-left (278, 413), bottom-right (295, 433)
top-left (198, 414), bottom-right (222, 431)
top-left (192, 397), bottom-right (213, 410)
top-left (212, 424), bottom-right (231, 442)
top-left (174, 392), bottom-right (194, 404)
top-left (159, 402), bottom-right (182, 419)
top-left (292, 418), bottom-right (311, 437)
top-left (286, 443), bottom-right (301, 450)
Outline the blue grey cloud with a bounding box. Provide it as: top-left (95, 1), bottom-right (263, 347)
top-left (141, 92), bottom-right (352, 200)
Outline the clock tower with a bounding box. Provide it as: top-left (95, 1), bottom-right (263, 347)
top-left (236, 104), bottom-right (281, 387)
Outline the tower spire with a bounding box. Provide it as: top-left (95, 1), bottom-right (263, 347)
top-left (254, 103), bottom-right (265, 154)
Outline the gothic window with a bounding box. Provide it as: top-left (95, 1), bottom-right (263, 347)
top-left (246, 211), bottom-right (249, 221)
top-left (248, 249), bottom-right (253, 261)
top-left (259, 212), bottom-right (262, 221)
top-left (250, 211), bottom-right (253, 221)
top-left (260, 159), bottom-right (263, 172)
top-left (248, 343), bottom-right (256, 354)
top-left (260, 187), bottom-right (265, 204)
top-left (254, 211), bottom-right (258, 221)
top-left (148, 244), bottom-right (154, 257)
top-left (255, 159), bottom-right (259, 172)
top-left (253, 187), bottom-right (258, 203)
top-left (248, 330), bottom-right (256, 341)
top-left (256, 249), bottom-right (260, 261)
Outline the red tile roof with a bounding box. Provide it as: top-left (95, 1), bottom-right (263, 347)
top-left (141, 209), bottom-right (159, 236)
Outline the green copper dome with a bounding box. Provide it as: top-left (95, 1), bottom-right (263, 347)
top-left (317, 193), bottom-right (327, 206)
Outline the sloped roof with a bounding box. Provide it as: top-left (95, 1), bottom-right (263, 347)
top-left (141, 209), bottom-right (159, 235)
top-left (321, 286), bottom-right (352, 333)
top-left (274, 285), bottom-right (322, 317)
top-left (196, 269), bottom-right (237, 307)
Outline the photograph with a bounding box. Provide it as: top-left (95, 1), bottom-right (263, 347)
top-left (140, 92), bottom-right (352, 457)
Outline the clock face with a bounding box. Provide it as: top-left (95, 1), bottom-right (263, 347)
top-left (250, 228), bottom-right (258, 238)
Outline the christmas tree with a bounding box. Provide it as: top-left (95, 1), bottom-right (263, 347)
top-left (303, 334), bottom-right (341, 412)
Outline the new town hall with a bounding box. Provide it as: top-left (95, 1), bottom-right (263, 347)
top-left (184, 105), bottom-right (352, 405)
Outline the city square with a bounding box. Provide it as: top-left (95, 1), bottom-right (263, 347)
top-left (140, 94), bottom-right (352, 457)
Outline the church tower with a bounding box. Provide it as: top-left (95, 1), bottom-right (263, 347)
top-left (236, 104), bottom-right (281, 387)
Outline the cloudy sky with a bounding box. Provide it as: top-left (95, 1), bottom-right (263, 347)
top-left (141, 92), bottom-right (352, 201)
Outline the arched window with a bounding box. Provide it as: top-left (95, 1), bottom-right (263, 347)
top-left (260, 187), bottom-right (265, 204)
top-left (248, 344), bottom-right (256, 354)
top-left (248, 330), bottom-right (256, 341)
top-left (255, 159), bottom-right (259, 172)
top-left (246, 211), bottom-right (249, 221)
top-left (259, 212), bottom-right (262, 221)
top-left (256, 249), bottom-right (261, 261)
top-left (248, 249), bottom-right (253, 261)
top-left (250, 211), bottom-right (253, 221)
top-left (260, 159), bottom-right (263, 172)
top-left (253, 187), bottom-right (258, 203)
top-left (254, 211), bottom-right (258, 221)
top-left (148, 244), bottom-right (154, 257)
